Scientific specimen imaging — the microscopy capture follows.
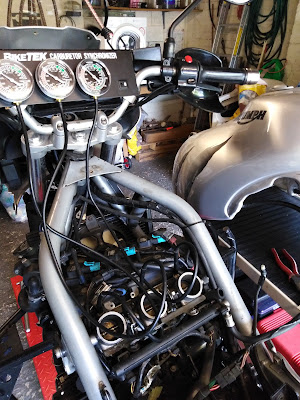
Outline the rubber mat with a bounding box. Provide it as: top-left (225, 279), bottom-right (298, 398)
top-left (213, 187), bottom-right (300, 305)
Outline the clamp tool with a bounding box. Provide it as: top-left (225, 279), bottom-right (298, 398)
top-left (271, 248), bottom-right (300, 292)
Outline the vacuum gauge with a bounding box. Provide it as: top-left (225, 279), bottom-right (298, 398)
top-left (76, 59), bottom-right (110, 97)
top-left (36, 59), bottom-right (75, 100)
top-left (0, 60), bottom-right (34, 103)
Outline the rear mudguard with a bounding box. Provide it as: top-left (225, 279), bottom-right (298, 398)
top-left (173, 88), bottom-right (300, 220)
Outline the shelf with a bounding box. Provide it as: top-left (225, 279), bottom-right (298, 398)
top-left (110, 6), bottom-right (184, 11)
top-left (83, 5), bottom-right (201, 11)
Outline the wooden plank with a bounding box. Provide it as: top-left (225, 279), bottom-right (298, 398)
top-left (123, 141), bottom-right (129, 157)
top-left (141, 124), bottom-right (194, 144)
top-left (136, 142), bottom-right (182, 162)
top-left (139, 139), bottom-right (184, 152)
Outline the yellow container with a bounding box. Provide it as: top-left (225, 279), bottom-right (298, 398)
top-left (127, 127), bottom-right (141, 156)
top-left (239, 83), bottom-right (267, 111)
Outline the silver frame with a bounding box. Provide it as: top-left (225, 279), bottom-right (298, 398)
top-left (39, 158), bottom-right (253, 399)
top-left (39, 162), bottom-right (116, 400)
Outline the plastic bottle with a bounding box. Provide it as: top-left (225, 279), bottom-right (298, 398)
top-left (164, 0), bottom-right (175, 8)
top-left (0, 183), bottom-right (27, 223)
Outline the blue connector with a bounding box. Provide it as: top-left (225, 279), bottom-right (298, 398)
top-left (152, 234), bottom-right (166, 244)
top-left (84, 261), bottom-right (101, 272)
top-left (124, 247), bottom-right (136, 256)
top-left (115, 288), bottom-right (127, 296)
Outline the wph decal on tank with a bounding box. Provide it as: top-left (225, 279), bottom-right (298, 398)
top-left (237, 109), bottom-right (267, 124)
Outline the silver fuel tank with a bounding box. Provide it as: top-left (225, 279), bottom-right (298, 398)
top-left (173, 88), bottom-right (300, 220)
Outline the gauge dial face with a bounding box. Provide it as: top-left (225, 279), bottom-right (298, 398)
top-left (0, 59), bottom-right (34, 103)
top-left (36, 59), bottom-right (75, 100)
top-left (76, 59), bottom-right (110, 97)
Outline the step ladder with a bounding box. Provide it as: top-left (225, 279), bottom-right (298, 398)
top-left (194, 2), bottom-right (250, 130)
top-left (212, 1), bottom-right (250, 68)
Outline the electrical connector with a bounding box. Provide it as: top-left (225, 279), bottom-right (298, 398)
top-left (215, 363), bottom-right (242, 388)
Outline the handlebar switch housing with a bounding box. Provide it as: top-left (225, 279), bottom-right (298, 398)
top-left (177, 61), bottom-right (199, 87)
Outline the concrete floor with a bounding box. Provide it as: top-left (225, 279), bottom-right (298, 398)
top-left (0, 210), bottom-right (42, 400)
top-left (0, 153), bottom-right (176, 400)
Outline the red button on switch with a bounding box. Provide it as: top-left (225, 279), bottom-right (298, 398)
top-left (185, 55), bottom-right (193, 63)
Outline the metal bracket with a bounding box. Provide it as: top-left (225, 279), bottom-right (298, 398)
top-left (64, 157), bottom-right (121, 187)
top-left (219, 237), bottom-right (300, 317)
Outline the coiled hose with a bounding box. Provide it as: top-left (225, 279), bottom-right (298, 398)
top-left (244, 0), bottom-right (288, 67)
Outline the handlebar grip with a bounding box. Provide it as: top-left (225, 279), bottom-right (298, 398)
top-left (200, 67), bottom-right (260, 85)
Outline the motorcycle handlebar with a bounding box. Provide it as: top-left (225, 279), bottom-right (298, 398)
top-left (200, 67), bottom-right (260, 85)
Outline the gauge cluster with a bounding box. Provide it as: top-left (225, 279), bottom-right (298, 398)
top-left (0, 50), bottom-right (138, 106)
top-left (0, 59), bottom-right (34, 103)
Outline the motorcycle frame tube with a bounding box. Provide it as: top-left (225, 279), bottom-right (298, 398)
top-left (99, 168), bottom-right (252, 335)
top-left (31, 157), bottom-right (45, 204)
top-left (108, 66), bottom-right (162, 125)
top-left (39, 164), bottom-right (116, 400)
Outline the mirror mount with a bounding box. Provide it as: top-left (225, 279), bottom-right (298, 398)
top-left (163, 0), bottom-right (250, 64)
top-left (163, 0), bottom-right (204, 64)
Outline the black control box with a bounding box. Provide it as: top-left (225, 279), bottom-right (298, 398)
top-left (0, 49), bottom-right (139, 107)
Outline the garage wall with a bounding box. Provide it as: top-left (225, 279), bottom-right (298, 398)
top-left (83, 0), bottom-right (298, 74)
top-left (285, 1), bottom-right (300, 86)
top-left (2, 0), bottom-right (300, 85)
top-left (3, 0), bottom-right (83, 29)
top-left (3, 1), bottom-right (298, 66)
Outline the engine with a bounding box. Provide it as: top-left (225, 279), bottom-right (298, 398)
top-left (32, 195), bottom-right (249, 400)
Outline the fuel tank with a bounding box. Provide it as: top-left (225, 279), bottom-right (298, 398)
top-left (173, 88), bottom-right (300, 220)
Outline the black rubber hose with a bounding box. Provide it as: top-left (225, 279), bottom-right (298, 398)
top-left (132, 359), bottom-right (150, 398)
top-left (186, 327), bottom-right (216, 400)
top-left (172, 242), bottom-right (200, 303)
top-left (229, 313), bottom-right (300, 345)
top-left (103, 0), bottom-right (109, 27)
top-left (252, 266), bottom-right (266, 336)
top-left (199, 328), bottom-right (216, 385)
top-left (42, 103), bottom-right (167, 341)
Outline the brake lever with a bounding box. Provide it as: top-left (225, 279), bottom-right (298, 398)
top-left (194, 83), bottom-right (222, 94)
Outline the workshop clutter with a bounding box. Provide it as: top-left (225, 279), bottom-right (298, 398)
top-left (133, 122), bottom-right (194, 162)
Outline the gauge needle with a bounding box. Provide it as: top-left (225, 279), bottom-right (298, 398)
top-left (0, 71), bottom-right (21, 86)
top-left (84, 68), bottom-right (104, 84)
top-left (44, 69), bottom-right (65, 84)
